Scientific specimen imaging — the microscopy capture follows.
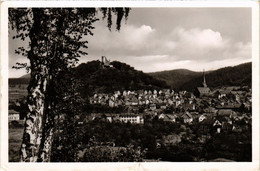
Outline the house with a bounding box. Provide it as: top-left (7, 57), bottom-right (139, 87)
top-left (159, 114), bottom-right (177, 122)
top-left (217, 109), bottom-right (234, 118)
top-left (90, 113), bottom-right (121, 123)
top-left (160, 103), bottom-right (167, 109)
top-left (156, 98), bottom-right (163, 104)
top-left (164, 89), bottom-right (171, 98)
top-left (229, 111), bottom-right (238, 119)
top-left (232, 125), bottom-right (243, 133)
top-left (241, 114), bottom-right (251, 124)
top-left (109, 99), bottom-right (115, 107)
top-left (123, 91), bottom-right (127, 96)
top-left (183, 103), bottom-right (195, 111)
top-left (137, 90), bottom-right (144, 96)
top-left (167, 99), bottom-right (173, 105)
top-left (222, 122), bottom-right (233, 132)
top-left (194, 87), bottom-right (211, 98)
top-left (199, 114), bottom-right (207, 122)
top-left (216, 102), bottom-right (241, 110)
top-left (9, 110), bottom-right (20, 121)
top-left (130, 97), bottom-right (139, 106)
top-left (182, 112), bottom-right (193, 124)
top-left (179, 90), bottom-right (186, 96)
top-left (199, 117), bottom-right (214, 134)
top-left (214, 90), bottom-right (230, 99)
top-left (175, 100), bottom-right (181, 107)
top-left (203, 107), bottom-right (216, 114)
top-left (117, 99), bottom-right (124, 106)
top-left (119, 114), bottom-right (144, 124)
top-left (89, 97), bottom-right (98, 104)
top-left (105, 114), bottom-right (120, 123)
top-left (230, 91), bottom-right (245, 102)
top-left (149, 103), bottom-right (156, 110)
top-left (213, 120), bottom-right (222, 133)
top-left (138, 98), bottom-right (145, 105)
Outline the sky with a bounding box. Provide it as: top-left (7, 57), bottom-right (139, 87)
top-left (9, 8), bottom-right (252, 78)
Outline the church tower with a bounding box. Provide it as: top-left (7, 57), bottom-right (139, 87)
top-left (194, 69), bottom-right (210, 98)
top-left (202, 69), bottom-right (207, 88)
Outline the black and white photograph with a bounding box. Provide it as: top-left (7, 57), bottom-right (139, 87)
top-left (1, 1), bottom-right (259, 171)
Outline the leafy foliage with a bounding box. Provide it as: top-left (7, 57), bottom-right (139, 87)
top-left (81, 145), bottom-right (144, 162)
top-left (9, 7), bottom-right (131, 162)
top-left (51, 117), bottom-right (251, 162)
top-left (51, 118), bottom-right (183, 162)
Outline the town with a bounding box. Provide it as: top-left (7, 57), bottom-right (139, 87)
top-left (86, 74), bottom-right (252, 132)
top-left (77, 74), bottom-right (252, 162)
top-left (8, 63), bottom-right (252, 162)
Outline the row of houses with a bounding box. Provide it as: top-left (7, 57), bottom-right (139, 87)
top-left (83, 107), bottom-right (251, 133)
top-left (85, 113), bottom-right (144, 124)
top-left (89, 86), bottom-right (251, 114)
top-left (157, 111), bottom-right (251, 135)
top-left (8, 109), bottom-right (20, 121)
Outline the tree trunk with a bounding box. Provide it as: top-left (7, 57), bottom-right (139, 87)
top-left (20, 9), bottom-right (54, 162)
top-left (20, 59), bottom-right (48, 162)
top-left (38, 80), bottom-right (55, 162)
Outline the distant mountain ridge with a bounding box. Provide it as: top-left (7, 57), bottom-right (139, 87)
top-left (149, 62), bottom-right (251, 91)
top-left (180, 62), bottom-right (251, 91)
top-left (20, 73), bottom-right (30, 78)
top-left (9, 61), bottom-right (252, 93)
top-left (148, 69), bottom-right (202, 90)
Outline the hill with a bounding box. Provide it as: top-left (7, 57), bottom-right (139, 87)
top-left (148, 69), bottom-right (202, 90)
top-left (9, 61), bottom-right (252, 95)
top-left (180, 62), bottom-right (251, 91)
top-left (20, 73), bottom-right (30, 78)
top-left (73, 60), bottom-right (169, 97)
top-left (9, 77), bottom-right (30, 85)
top-left (149, 62), bottom-right (251, 91)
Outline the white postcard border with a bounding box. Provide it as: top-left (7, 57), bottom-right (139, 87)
top-left (1, 1), bottom-right (259, 171)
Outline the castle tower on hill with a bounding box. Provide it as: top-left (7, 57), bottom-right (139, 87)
top-left (101, 56), bottom-right (113, 68)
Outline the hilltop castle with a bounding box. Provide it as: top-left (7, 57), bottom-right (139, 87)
top-left (101, 56), bottom-right (113, 68)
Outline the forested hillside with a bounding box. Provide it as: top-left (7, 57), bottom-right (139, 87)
top-left (148, 69), bottom-right (201, 90)
top-left (9, 62), bottom-right (251, 94)
top-left (149, 62), bottom-right (251, 91)
top-left (180, 62), bottom-right (251, 91)
top-left (73, 60), bottom-right (169, 98)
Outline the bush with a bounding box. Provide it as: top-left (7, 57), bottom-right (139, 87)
top-left (9, 121), bottom-right (23, 128)
top-left (81, 145), bottom-right (144, 162)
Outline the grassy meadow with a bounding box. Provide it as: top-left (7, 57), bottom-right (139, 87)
top-left (9, 121), bottom-right (24, 162)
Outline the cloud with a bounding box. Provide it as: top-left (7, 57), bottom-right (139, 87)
top-left (9, 21), bottom-right (251, 77)
top-left (83, 25), bottom-right (252, 73)
top-left (87, 24), bottom-right (156, 56)
top-left (173, 27), bottom-right (225, 49)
